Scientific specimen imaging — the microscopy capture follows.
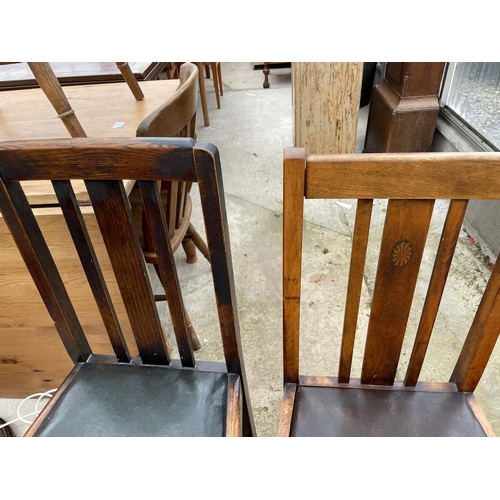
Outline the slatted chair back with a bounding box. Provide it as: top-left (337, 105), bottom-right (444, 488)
top-left (0, 137), bottom-right (254, 436)
top-left (283, 148), bottom-right (500, 391)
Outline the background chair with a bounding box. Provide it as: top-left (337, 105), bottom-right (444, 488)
top-left (0, 137), bottom-right (255, 437)
top-left (278, 147), bottom-right (500, 437)
top-left (167, 62), bottom-right (223, 127)
top-left (135, 62), bottom-right (210, 350)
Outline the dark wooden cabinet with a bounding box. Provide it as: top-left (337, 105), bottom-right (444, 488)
top-left (363, 62), bottom-right (446, 153)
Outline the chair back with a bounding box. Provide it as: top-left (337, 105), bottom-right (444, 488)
top-left (283, 148), bottom-right (500, 391)
top-left (136, 62), bottom-right (199, 243)
top-left (0, 138), bottom-right (245, 376)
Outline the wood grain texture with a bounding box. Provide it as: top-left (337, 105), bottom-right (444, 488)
top-left (0, 205), bottom-right (136, 398)
top-left (0, 138), bottom-right (197, 183)
top-left (361, 200), bottom-right (435, 385)
top-left (405, 199), bottom-right (468, 386)
top-left (24, 363), bottom-right (84, 437)
top-left (338, 199), bottom-right (373, 383)
top-left (0, 179), bottom-right (92, 363)
top-left (52, 180), bottom-right (131, 363)
top-left (27, 62), bottom-right (87, 138)
top-left (225, 374), bottom-right (242, 437)
top-left (0, 80), bottom-right (179, 141)
top-left (85, 180), bottom-right (170, 365)
top-left (0, 62), bottom-right (166, 89)
top-left (299, 375), bottom-right (459, 393)
top-left (139, 180), bottom-right (194, 367)
top-left (277, 383), bottom-right (297, 437)
top-left (451, 251), bottom-right (500, 391)
top-left (293, 62), bottom-right (362, 154)
top-left (115, 62), bottom-right (144, 101)
top-left (193, 143), bottom-right (256, 437)
top-left (465, 393), bottom-right (496, 437)
top-left (305, 152), bottom-right (500, 199)
top-left (283, 148), bottom-right (306, 384)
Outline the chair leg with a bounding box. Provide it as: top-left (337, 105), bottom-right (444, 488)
top-left (181, 236), bottom-right (198, 264)
top-left (115, 62), bottom-right (145, 101)
top-left (27, 62), bottom-right (87, 138)
top-left (196, 62), bottom-right (210, 126)
top-left (211, 62), bottom-right (221, 109)
top-left (217, 63), bottom-right (223, 96)
top-left (205, 64), bottom-right (211, 79)
top-left (185, 223), bottom-right (211, 262)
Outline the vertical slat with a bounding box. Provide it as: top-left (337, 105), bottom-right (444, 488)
top-left (283, 148), bottom-right (306, 384)
top-left (405, 199), bottom-right (468, 386)
top-left (52, 180), bottom-right (131, 363)
top-left (361, 199), bottom-right (435, 385)
top-left (85, 179), bottom-right (170, 365)
top-left (176, 182), bottom-right (187, 227)
top-left (338, 199), bottom-right (373, 383)
top-left (0, 179), bottom-right (91, 362)
top-left (193, 143), bottom-right (256, 437)
top-left (168, 181), bottom-right (178, 236)
top-left (139, 180), bottom-right (195, 367)
top-left (450, 250), bottom-right (500, 392)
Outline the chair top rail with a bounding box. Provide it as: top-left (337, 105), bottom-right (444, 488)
top-left (303, 150), bottom-right (500, 199)
top-left (0, 138), bottom-right (198, 182)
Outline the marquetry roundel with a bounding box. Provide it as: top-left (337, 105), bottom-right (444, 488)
top-left (391, 239), bottom-right (413, 268)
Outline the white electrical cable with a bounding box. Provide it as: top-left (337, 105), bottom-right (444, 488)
top-left (0, 389), bottom-right (57, 431)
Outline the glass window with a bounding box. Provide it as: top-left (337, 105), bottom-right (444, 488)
top-left (442, 62), bottom-right (500, 150)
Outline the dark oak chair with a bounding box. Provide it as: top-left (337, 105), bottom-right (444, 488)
top-left (278, 147), bottom-right (500, 437)
top-left (0, 137), bottom-right (255, 437)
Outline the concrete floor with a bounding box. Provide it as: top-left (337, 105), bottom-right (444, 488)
top-left (1, 62), bottom-right (500, 437)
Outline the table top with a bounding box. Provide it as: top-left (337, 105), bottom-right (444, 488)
top-left (0, 62), bottom-right (167, 90)
top-left (0, 79), bottom-right (180, 204)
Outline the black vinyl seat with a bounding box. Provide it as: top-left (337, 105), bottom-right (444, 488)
top-left (34, 363), bottom-right (229, 437)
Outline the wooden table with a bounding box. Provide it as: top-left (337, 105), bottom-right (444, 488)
top-left (0, 62), bottom-right (167, 91)
top-left (0, 80), bottom-right (179, 397)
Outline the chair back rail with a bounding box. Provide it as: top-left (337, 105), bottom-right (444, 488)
top-left (284, 148), bottom-right (500, 391)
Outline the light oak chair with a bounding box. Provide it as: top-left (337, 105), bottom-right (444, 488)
top-left (135, 62), bottom-right (210, 350)
top-left (278, 147), bottom-right (500, 437)
top-left (168, 62), bottom-right (223, 127)
top-left (0, 137), bottom-right (255, 437)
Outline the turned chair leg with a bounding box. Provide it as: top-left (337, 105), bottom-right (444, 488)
top-left (211, 62), bottom-right (221, 109)
top-left (181, 237), bottom-right (198, 264)
top-left (183, 223), bottom-right (211, 263)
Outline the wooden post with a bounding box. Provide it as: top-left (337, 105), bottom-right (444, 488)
top-left (292, 62), bottom-right (363, 154)
top-left (363, 62), bottom-right (446, 153)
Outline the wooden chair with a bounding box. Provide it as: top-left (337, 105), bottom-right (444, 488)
top-left (279, 148), bottom-right (500, 437)
top-left (0, 137), bottom-right (255, 437)
top-left (167, 62), bottom-right (223, 127)
top-left (135, 62), bottom-right (209, 350)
